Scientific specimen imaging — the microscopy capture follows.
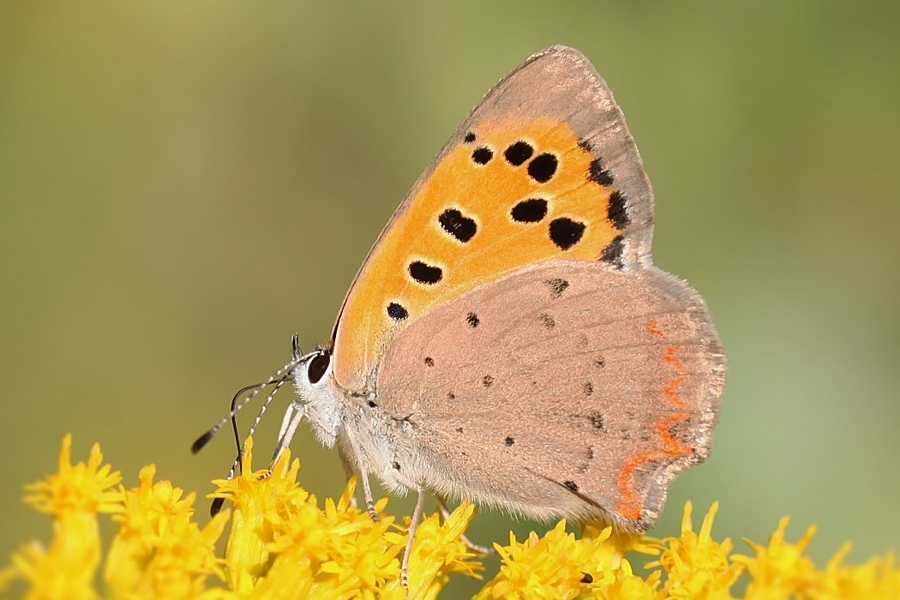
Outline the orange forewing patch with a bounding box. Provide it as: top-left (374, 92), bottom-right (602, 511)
top-left (333, 117), bottom-right (623, 391)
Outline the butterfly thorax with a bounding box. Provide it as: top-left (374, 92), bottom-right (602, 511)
top-left (292, 350), bottom-right (419, 495)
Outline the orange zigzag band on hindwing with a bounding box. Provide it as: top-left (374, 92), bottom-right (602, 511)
top-left (614, 320), bottom-right (695, 521)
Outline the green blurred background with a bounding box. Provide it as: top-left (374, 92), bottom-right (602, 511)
top-left (2, 1), bottom-right (898, 595)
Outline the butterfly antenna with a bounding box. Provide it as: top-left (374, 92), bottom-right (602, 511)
top-left (193, 335), bottom-right (319, 516)
top-left (230, 374), bottom-right (292, 471)
top-left (200, 371), bottom-right (294, 518)
top-left (191, 334), bottom-right (308, 455)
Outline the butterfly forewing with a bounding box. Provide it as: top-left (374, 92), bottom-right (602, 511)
top-left (331, 46), bottom-right (655, 392)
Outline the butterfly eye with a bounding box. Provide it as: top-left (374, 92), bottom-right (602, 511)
top-left (307, 350), bottom-right (331, 384)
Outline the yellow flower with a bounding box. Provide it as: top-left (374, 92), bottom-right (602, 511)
top-left (104, 464), bottom-right (229, 599)
top-left (732, 516), bottom-right (900, 600)
top-left (212, 437), bottom-right (481, 600)
top-left (2, 437), bottom-right (900, 599)
top-left (2, 435), bottom-right (121, 600)
top-left (474, 521), bottom-right (657, 600)
top-left (401, 502), bottom-right (483, 600)
top-left (646, 501), bottom-right (743, 599)
top-left (732, 516), bottom-right (816, 599)
top-left (216, 437), bottom-right (404, 598)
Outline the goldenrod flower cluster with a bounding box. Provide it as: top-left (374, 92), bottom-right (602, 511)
top-left (1, 436), bottom-right (897, 599)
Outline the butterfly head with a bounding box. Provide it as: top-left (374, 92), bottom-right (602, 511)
top-left (289, 344), bottom-right (344, 447)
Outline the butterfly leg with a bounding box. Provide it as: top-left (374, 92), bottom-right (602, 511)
top-left (401, 484), bottom-right (426, 589)
top-left (341, 423), bottom-right (379, 522)
top-left (260, 401), bottom-right (304, 479)
top-left (356, 464), bottom-right (379, 523)
top-left (433, 493), bottom-right (494, 555)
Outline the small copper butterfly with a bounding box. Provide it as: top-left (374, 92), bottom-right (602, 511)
top-left (196, 45), bottom-right (725, 586)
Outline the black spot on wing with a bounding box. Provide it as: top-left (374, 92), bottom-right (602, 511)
top-left (504, 141), bottom-right (534, 166)
top-left (463, 132), bottom-right (476, 143)
top-left (528, 153), bottom-right (558, 183)
top-left (589, 158), bottom-right (615, 186)
top-left (544, 278), bottom-right (570, 299)
top-left (466, 312), bottom-right (480, 328)
top-left (387, 302), bottom-right (408, 321)
top-left (409, 261), bottom-right (443, 284)
top-left (607, 190), bottom-right (630, 230)
top-left (438, 208), bottom-right (477, 242)
top-left (548, 218), bottom-right (586, 250)
top-left (472, 147), bottom-right (493, 165)
top-left (600, 234), bottom-right (625, 269)
top-left (511, 198), bottom-right (548, 223)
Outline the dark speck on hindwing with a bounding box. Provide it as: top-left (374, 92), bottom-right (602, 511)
top-left (544, 278), bottom-right (569, 299)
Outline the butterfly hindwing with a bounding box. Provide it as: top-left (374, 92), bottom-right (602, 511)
top-left (331, 46), bottom-right (655, 391)
top-left (377, 260), bottom-right (725, 529)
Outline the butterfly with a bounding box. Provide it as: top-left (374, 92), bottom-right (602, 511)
top-left (199, 45), bottom-right (725, 588)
